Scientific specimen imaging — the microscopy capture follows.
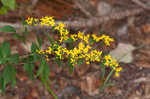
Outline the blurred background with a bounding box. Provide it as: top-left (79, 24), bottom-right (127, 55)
top-left (0, 0), bottom-right (150, 99)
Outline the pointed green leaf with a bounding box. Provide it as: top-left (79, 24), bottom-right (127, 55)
top-left (13, 33), bottom-right (22, 40)
top-left (100, 62), bottom-right (105, 80)
top-left (68, 55), bottom-right (73, 74)
top-left (104, 82), bottom-right (115, 87)
top-left (77, 58), bottom-right (83, 66)
top-left (47, 36), bottom-right (54, 45)
top-left (1, 0), bottom-right (16, 10)
top-left (89, 38), bottom-right (95, 45)
top-left (42, 62), bottom-right (50, 82)
top-left (24, 63), bottom-right (34, 80)
top-left (31, 42), bottom-right (39, 53)
top-left (0, 25), bottom-right (16, 33)
top-left (37, 59), bottom-right (46, 77)
top-left (37, 59), bottom-right (50, 81)
top-left (36, 35), bottom-right (42, 48)
top-left (0, 6), bottom-right (8, 15)
top-left (0, 58), bottom-right (7, 65)
top-left (33, 53), bottom-right (40, 62)
top-left (3, 64), bottom-right (16, 88)
top-left (64, 37), bottom-right (73, 43)
top-left (0, 75), bottom-right (5, 94)
top-left (1, 42), bottom-right (11, 58)
top-left (9, 53), bottom-right (19, 64)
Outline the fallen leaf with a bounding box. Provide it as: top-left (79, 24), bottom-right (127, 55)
top-left (80, 72), bottom-right (100, 96)
top-left (110, 43), bottom-right (135, 63)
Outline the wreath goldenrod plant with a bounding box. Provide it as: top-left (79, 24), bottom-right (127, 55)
top-left (0, 16), bottom-right (122, 98)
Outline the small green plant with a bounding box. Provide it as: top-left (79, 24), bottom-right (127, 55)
top-left (0, 0), bottom-right (16, 14)
top-left (0, 16), bottom-right (123, 98)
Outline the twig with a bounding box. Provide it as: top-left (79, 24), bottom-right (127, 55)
top-left (132, 0), bottom-right (150, 10)
top-left (74, 1), bottom-right (92, 18)
top-left (134, 77), bottom-right (150, 83)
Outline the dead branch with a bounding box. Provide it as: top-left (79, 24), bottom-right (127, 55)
top-left (0, 8), bottom-right (145, 34)
top-left (74, 1), bottom-right (92, 18)
top-left (132, 0), bottom-right (150, 10)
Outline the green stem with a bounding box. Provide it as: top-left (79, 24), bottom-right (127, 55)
top-left (40, 77), bottom-right (58, 99)
top-left (100, 63), bottom-right (105, 81)
top-left (99, 69), bottom-right (114, 92)
top-left (104, 69), bottom-right (114, 86)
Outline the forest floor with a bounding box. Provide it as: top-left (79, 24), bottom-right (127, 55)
top-left (0, 0), bottom-right (150, 99)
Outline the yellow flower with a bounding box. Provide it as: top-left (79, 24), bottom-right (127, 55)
top-left (77, 31), bottom-right (84, 39)
top-left (105, 55), bottom-right (111, 60)
top-left (115, 67), bottom-right (122, 72)
top-left (26, 17), bottom-right (33, 25)
top-left (78, 42), bottom-right (85, 50)
top-left (92, 34), bottom-right (97, 41)
top-left (70, 34), bottom-right (77, 41)
top-left (115, 72), bottom-right (120, 77)
top-left (86, 61), bottom-right (90, 64)
top-left (83, 34), bottom-right (90, 44)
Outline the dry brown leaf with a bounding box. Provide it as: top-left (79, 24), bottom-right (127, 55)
top-left (80, 72), bottom-right (101, 96)
top-left (110, 43), bottom-right (135, 63)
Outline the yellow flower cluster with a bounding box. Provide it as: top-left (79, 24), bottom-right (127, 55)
top-left (104, 55), bottom-right (122, 77)
top-left (62, 41), bottom-right (102, 66)
top-left (25, 16), bottom-right (68, 43)
top-left (55, 22), bottom-right (69, 43)
top-left (70, 31), bottom-right (90, 44)
top-left (54, 45), bottom-right (64, 60)
top-left (36, 47), bottom-right (52, 61)
top-left (92, 34), bottom-right (114, 46)
top-left (26, 16), bottom-right (122, 77)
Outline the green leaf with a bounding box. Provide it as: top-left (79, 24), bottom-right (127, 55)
top-left (0, 75), bottom-right (5, 94)
top-left (77, 58), bottom-right (83, 66)
top-left (13, 33), bottom-right (22, 40)
top-left (47, 36), bottom-right (54, 45)
top-left (0, 46), bottom-right (2, 58)
top-left (67, 55), bottom-right (73, 74)
top-left (37, 59), bottom-right (45, 77)
top-left (0, 25), bottom-right (16, 33)
top-left (31, 42), bottom-right (39, 53)
top-left (33, 53), bottom-right (40, 62)
top-left (104, 82), bottom-right (115, 87)
top-left (13, 33), bottom-right (26, 43)
top-left (36, 35), bottom-right (42, 48)
top-left (89, 38), bottom-right (95, 45)
top-left (3, 64), bottom-right (16, 88)
top-left (1, 42), bottom-right (11, 58)
top-left (0, 58), bottom-right (7, 64)
top-left (42, 62), bottom-right (50, 82)
top-left (24, 63), bottom-right (34, 80)
top-left (100, 62), bottom-right (105, 80)
top-left (9, 53), bottom-right (19, 64)
top-left (37, 59), bottom-right (50, 81)
top-left (64, 37), bottom-right (73, 43)
top-left (0, 6), bottom-right (8, 15)
top-left (1, 0), bottom-right (16, 10)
